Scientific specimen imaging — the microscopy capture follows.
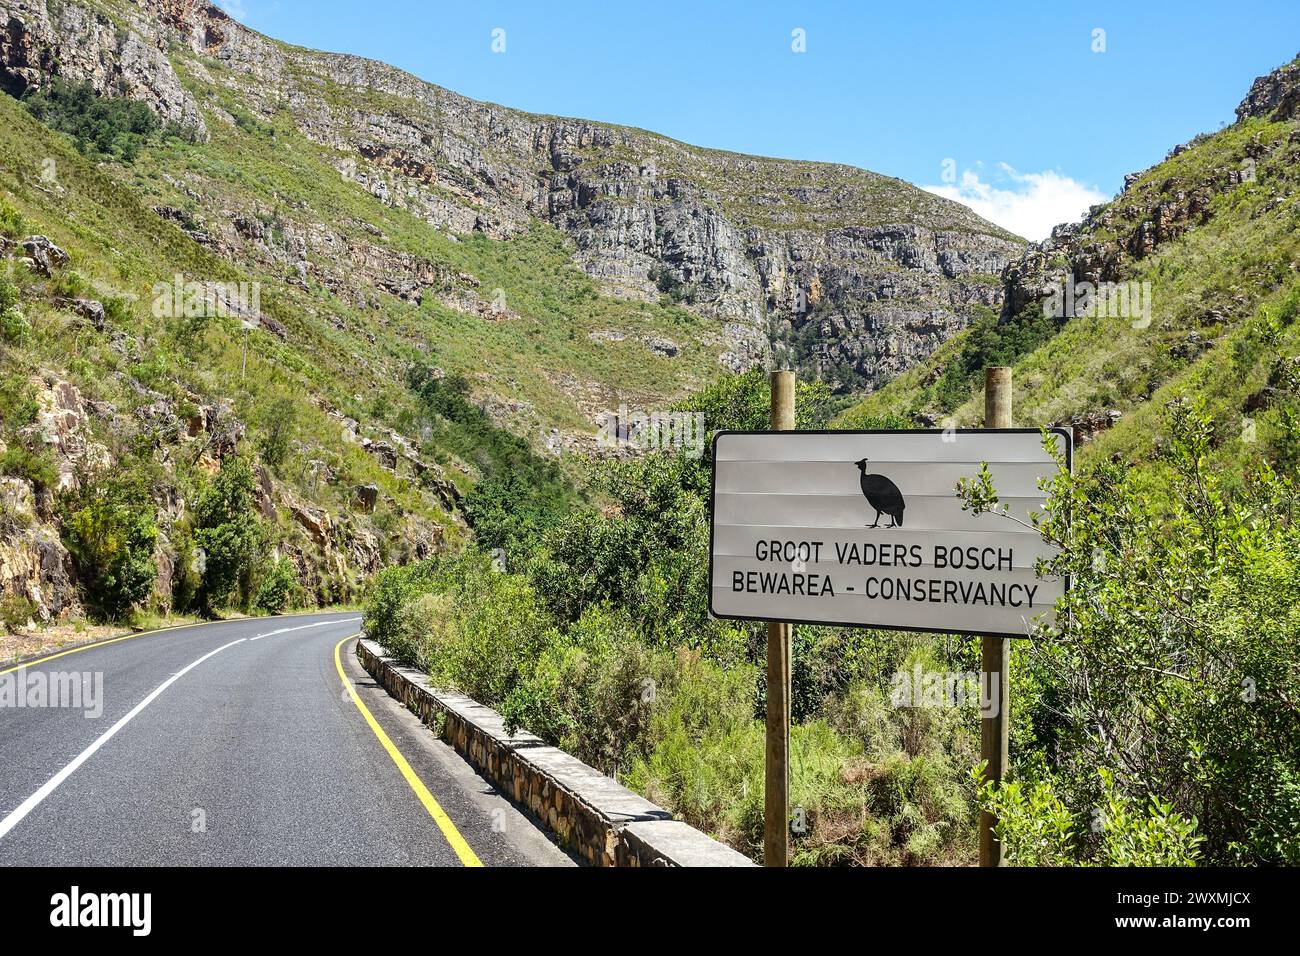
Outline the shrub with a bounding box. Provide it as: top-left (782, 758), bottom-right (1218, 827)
top-left (500, 604), bottom-right (671, 773)
top-left (169, 523), bottom-right (203, 614)
top-left (961, 400), bottom-right (1300, 864)
top-left (254, 556), bottom-right (298, 614)
top-left (21, 78), bottom-right (162, 162)
top-left (0, 592), bottom-right (38, 631)
top-left (0, 201), bottom-right (25, 239)
top-left (363, 558), bottom-right (440, 662)
top-left (417, 553), bottom-right (553, 707)
top-left (0, 271), bottom-right (26, 344)
top-left (256, 397), bottom-right (297, 472)
top-left (0, 444), bottom-right (59, 493)
top-left (978, 769), bottom-right (1204, 866)
top-left (408, 365), bottom-right (573, 551)
top-left (60, 471), bottom-right (158, 620)
top-left (192, 456), bottom-right (268, 612)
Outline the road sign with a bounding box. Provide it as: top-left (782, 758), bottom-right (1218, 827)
top-left (708, 428), bottom-right (1072, 638)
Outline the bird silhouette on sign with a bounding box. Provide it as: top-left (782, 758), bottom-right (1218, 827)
top-left (855, 458), bottom-right (905, 528)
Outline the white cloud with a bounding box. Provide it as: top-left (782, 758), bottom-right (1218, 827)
top-left (923, 163), bottom-right (1108, 242)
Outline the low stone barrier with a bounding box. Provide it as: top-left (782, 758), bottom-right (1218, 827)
top-left (356, 637), bottom-right (754, 867)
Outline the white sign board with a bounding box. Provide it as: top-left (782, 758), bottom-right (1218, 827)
top-left (708, 429), bottom-right (1071, 638)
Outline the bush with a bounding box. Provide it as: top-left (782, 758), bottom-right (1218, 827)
top-left (21, 79), bottom-right (162, 162)
top-left (0, 592), bottom-right (38, 631)
top-left (0, 201), bottom-right (25, 239)
top-left (961, 400), bottom-right (1300, 864)
top-left (500, 604), bottom-right (671, 773)
top-left (417, 553), bottom-right (553, 707)
top-left (256, 397), bottom-right (297, 472)
top-left (0, 444), bottom-right (59, 493)
top-left (677, 366), bottom-right (837, 432)
top-left (979, 769), bottom-right (1204, 866)
top-left (192, 456), bottom-right (268, 612)
top-left (60, 471), bottom-right (159, 620)
top-left (363, 558), bottom-right (440, 662)
top-left (169, 524), bottom-right (203, 614)
top-left (931, 304), bottom-right (1059, 412)
top-left (0, 271), bottom-right (26, 344)
top-left (254, 556), bottom-right (298, 614)
top-left (408, 365), bottom-right (573, 551)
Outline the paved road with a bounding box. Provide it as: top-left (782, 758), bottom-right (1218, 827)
top-left (0, 613), bottom-right (572, 866)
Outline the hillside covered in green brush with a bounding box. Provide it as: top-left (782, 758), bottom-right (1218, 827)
top-left (1, 0), bottom-right (1296, 868)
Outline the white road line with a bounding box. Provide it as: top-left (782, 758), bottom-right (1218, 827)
top-left (248, 617), bottom-right (361, 641)
top-left (0, 637), bottom-right (247, 842)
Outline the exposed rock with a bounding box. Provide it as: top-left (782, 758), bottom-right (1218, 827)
top-left (258, 313), bottom-right (288, 340)
top-left (643, 334), bottom-right (680, 357)
top-left (361, 438), bottom-right (398, 470)
top-left (1055, 409), bottom-right (1122, 446)
top-left (18, 235), bottom-right (68, 276)
top-left (57, 297), bottom-right (107, 330)
top-left (290, 500), bottom-right (332, 547)
top-left (0, 0), bottom-right (1023, 395)
top-left (0, 0), bottom-right (207, 137)
top-left (0, 476), bottom-right (76, 623)
top-left (1236, 53), bottom-right (1300, 122)
top-left (252, 462), bottom-right (276, 519)
top-left (18, 376), bottom-right (112, 493)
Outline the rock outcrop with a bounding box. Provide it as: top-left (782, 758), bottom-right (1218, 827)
top-left (1236, 53), bottom-right (1300, 123)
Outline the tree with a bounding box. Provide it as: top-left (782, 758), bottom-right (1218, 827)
top-left (961, 401), bottom-right (1300, 864)
top-left (193, 456), bottom-right (268, 613)
top-left (60, 472), bottom-right (158, 620)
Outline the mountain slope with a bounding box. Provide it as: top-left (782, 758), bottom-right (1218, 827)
top-left (0, 0), bottom-right (1026, 633)
top-left (1, 0), bottom-right (1023, 418)
top-left (839, 53), bottom-right (1300, 479)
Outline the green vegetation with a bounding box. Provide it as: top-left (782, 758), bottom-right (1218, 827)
top-left (21, 79), bottom-right (170, 163)
top-left (254, 557), bottom-right (299, 614)
top-left (961, 402), bottom-right (1299, 864)
top-left (0, 84), bottom-right (459, 625)
top-left (407, 365), bottom-right (575, 550)
top-left (190, 456), bottom-right (269, 614)
top-left (367, 371), bottom-right (988, 864)
top-left (59, 471), bottom-right (159, 620)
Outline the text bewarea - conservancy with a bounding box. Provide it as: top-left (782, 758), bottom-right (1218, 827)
top-left (730, 541), bottom-right (1045, 609)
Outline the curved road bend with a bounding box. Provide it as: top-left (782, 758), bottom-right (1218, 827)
top-left (0, 613), bottom-right (572, 866)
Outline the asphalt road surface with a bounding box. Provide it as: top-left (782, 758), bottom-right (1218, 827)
top-left (0, 613), bottom-right (572, 867)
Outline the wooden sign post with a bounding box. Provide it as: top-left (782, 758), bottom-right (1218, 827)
top-left (980, 366), bottom-right (1012, 867)
top-left (765, 370), bottom-right (794, 868)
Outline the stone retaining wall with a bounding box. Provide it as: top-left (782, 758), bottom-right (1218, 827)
top-left (356, 637), bottom-right (754, 867)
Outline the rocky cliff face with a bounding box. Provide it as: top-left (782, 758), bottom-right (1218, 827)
top-left (0, 0), bottom-right (1023, 394)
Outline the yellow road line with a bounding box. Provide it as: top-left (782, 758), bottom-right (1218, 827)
top-left (0, 608), bottom-right (359, 676)
top-left (332, 635), bottom-right (483, 867)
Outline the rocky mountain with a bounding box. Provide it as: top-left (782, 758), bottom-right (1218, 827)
top-left (0, 0), bottom-right (1022, 400)
top-left (0, 0), bottom-right (1025, 635)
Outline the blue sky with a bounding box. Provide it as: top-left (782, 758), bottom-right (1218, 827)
top-left (217, 0), bottom-right (1299, 240)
